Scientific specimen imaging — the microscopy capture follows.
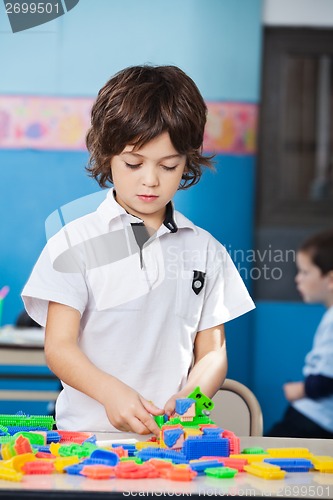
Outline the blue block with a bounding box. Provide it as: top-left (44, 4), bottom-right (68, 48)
top-left (202, 427), bottom-right (224, 437)
top-left (189, 459), bottom-right (222, 475)
top-left (163, 429), bottom-right (184, 448)
top-left (182, 437), bottom-right (230, 460)
top-left (175, 399), bottom-right (196, 415)
top-left (7, 426), bottom-right (49, 435)
top-left (83, 435), bottom-right (97, 445)
top-left (90, 449), bottom-right (119, 466)
top-left (264, 458), bottom-right (313, 472)
top-left (65, 464), bottom-right (85, 475)
top-left (33, 445), bottom-right (51, 453)
top-left (137, 447), bottom-right (188, 464)
top-left (46, 431), bottom-right (61, 443)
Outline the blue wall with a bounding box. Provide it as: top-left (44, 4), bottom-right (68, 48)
top-left (0, 0), bottom-right (262, 100)
top-left (253, 302), bottom-right (325, 433)
top-left (0, 0), bottom-right (263, 408)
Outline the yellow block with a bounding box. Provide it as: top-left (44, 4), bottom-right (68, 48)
top-left (1, 444), bottom-right (14, 461)
top-left (230, 453), bottom-right (271, 463)
top-left (50, 442), bottom-right (61, 457)
top-left (312, 456), bottom-right (333, 473)
top-left (0, 466), bottom-right (22, 482)
top-left (135, 441), bottom-right (159, 450)
top-left (267, 448), bottom-right (312, 458)
top-left (54, 456), bottom-right (80, 473)
top-left (244, 461), bottom-right (286, 480)
top-left (11, 453), bottom-right (37, 472)
top-left (184, 429), bottom-right (202, 438)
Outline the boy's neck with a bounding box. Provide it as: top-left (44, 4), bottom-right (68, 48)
top-left (135, 211), bottom-right (165, 233)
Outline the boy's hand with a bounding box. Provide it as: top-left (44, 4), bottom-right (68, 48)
top-left (103, 379), bottom-right (163, 436)
top-left (164, 390), bottom-right (188, 417)
top-left (283, 381), bottom-right (305, 401)
top-left (164, 395), bottom-right (177, 417)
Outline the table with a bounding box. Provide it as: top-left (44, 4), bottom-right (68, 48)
top-left (0, 435), bottom-right (332, 499)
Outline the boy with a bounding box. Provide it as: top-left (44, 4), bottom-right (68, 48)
top-left (268, 229), bottom-right (333, 438)
top-left (22, 65), bottom-right (255, 434)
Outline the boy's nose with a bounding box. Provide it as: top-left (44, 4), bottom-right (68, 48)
top-left (142, 167), bottom-right (158, 186)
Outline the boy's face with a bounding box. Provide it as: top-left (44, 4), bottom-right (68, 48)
top-left (110, 132), bottom-right (186, 230)
top-left (295, 251), bottom-right (332, 305)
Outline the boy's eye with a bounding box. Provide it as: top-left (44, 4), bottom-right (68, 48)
top-left (125, 162), bottom-right (141, 169)
top-left (162, 165), bottom-right (177, 171)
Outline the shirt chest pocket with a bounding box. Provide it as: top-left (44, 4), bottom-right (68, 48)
top-left (176, 265), bottom-right (206, 324)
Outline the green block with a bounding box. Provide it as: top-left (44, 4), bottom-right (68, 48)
top-left (0, 414), bottom-right (55, 430)
top-left (241, 447), bottom-right (266, 454)
top-left (13, 431), bottom-right (45, 446)
top-left (0, 436), bottom-right (14, 444)
top-left (120, 457), bottom-right (143, 464)
top-left (204, 467), bottom-right (238, 478)
top-left (154, 415), bottom-right (166, 428)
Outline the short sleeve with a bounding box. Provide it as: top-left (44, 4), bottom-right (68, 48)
top-left (21, 240), bottom-right (89, 327)
top-left (197, 239), bottom-right (255, 332)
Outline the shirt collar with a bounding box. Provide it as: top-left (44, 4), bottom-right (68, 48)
top-left (97, 188), bottom-right (197, 233)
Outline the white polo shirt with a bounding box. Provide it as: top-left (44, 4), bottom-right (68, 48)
top-left (22, 188), bottom-right (255, 432)
top-left (293, 306), bottom-right (333, 432)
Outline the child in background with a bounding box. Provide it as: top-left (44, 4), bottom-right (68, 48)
top-left (268, 229), bottom-right (333, 438)
top-left (22, 65), bottom-right (254, 434)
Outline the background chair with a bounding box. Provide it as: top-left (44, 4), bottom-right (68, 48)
top-left (210, 378), bottom-right (263, 436)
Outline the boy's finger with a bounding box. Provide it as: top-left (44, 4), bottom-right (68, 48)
top-left (163, 398), bottom-right (176, 417)
top-left (137, 409), bottom-right (161, 436)
top-left (128, 417), bottom-right (152, 435)
top-left (140, 397), bottom-right (164, 416)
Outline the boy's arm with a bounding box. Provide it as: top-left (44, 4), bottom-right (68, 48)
top-left (284, 374), bottom-right (333, 401)
top-left (164, 324), bottom-right (227, 415)
top-left (45, 301), bottom-right (162, 435)
top-left (283, 381), bottom-right (305, 401)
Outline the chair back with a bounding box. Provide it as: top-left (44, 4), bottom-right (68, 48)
top-left (210, 378), bottom-right (263, 436)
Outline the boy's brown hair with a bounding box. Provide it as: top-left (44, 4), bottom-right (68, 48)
top-left (300, 229), bottom-right (333, 275)
top-left (86, 65), bottom-right (213, 189)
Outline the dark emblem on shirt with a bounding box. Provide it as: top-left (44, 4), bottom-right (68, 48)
top-left (192, 270), bottom-right (206, 295)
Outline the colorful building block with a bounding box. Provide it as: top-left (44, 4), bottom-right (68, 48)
top-left (160, 424), bottom-right (184, 450)
top-left (311, 456), bottom-right (333, 473)
top-left (189, 459), bottom-right (222, 475)
top-left (0, 465), bottom-right (23, 482)
top-left (264, 458), bottom-right (313, 472)
top-left (182, 436), bottom-right (229, 460)
top-left (162, 464), bottom-right (197, 481)
top-left (204, 466), bottom-right (238, 478)
top-left (230, 453), bottom-right (270, 463)
top-left (267, 448), bottom-right (312, 458)
top-left (80, 465), bottom-right (115, 479)
top-left (186, 387), bottom-right (214, 416)
top-left (175, 399), bottom-right (196, 421)
top-left (244, 461), bottom-right (286, 480)
top-left (22, 461), bottom-right (55, 475)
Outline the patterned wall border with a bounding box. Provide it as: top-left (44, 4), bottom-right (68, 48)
top-left (0, 96), bottom-right (257, 154)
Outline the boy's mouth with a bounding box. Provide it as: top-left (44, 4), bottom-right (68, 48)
top-left (137, 195), bottom-right (159, 202)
